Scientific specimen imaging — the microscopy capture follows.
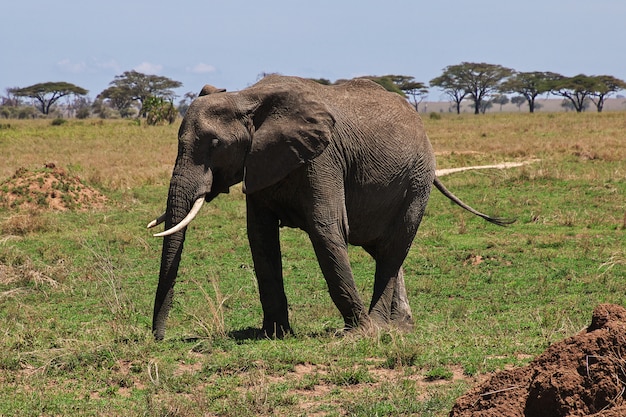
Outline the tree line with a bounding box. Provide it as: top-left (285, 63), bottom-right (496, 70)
top-left (1, 71), bottom-right (183, 125)
top-left (2, 63), bottom-right (625, 122)
top-left (429, 63), bottom-right (626, 114)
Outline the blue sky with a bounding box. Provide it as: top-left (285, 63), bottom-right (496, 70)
top-left (2, 0), bottom-right (625, 101)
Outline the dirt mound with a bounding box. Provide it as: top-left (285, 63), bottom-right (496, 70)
top-left (450, 304), bottom-right (626, 417)
top-left (0, 163), bottom-right (106, 211)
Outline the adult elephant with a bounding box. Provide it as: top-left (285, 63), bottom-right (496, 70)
top-left (148, 75), bottom-right (512, 340)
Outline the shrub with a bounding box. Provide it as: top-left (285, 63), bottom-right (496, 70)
top-left (76, 108), bottom-right (91, 119)
top-left (142, 96), bottom-right (177, 126)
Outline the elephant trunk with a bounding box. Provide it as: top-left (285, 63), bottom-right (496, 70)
top-left (152, 167), bottom-right (210, 340)
top-left (153, 231), bottom-right (185, 340)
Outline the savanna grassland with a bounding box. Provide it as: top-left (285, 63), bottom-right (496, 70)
top-left (0, 112), bottom-right (625, 416)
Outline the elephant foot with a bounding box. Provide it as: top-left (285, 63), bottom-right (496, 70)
top-left (342, 310), bottom-right (373, 331)
top-left (369, 308), bottom-right (414, 333)
top-left (262, 319), bottom-right (292, 339)
top-left (391, 314), bottom-right (414, 332)
top-left (338, 315), bottom-right (379, 337)
top-left (390, 303), bottom-right (414, 332)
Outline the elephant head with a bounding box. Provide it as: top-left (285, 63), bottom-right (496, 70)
top-left (148, 76), bottom-right (335, 339)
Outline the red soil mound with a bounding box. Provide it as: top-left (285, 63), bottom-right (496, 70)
top-left (0, 163), bottom-right (106, 211)
top-left (450, 304), bottom-right (626, 417)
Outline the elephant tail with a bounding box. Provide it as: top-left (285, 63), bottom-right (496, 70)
top-left (433, 176), bottom-right (516, 226)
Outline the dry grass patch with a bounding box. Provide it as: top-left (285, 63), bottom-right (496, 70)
top-left (0, 119), bottom-right (178, 190)
top-left (0, 211), bottom-right (51, 235)
top-left (426, 112), bottom-right (626, 167)
top-left (0, 259), bottom-right (64, 295)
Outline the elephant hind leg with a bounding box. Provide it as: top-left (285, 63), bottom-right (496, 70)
top-left (390, 266), bottom-right (414, 328)
top-left (363, 191), bottom-right (429, 330)
top-left (364, 249), bottom-right (414, 329)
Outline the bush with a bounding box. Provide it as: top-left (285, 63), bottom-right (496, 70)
top-left (51, 118), bottom-right (67, 126)
top-left (76, 108), bottom-right (90, 119)
top-left (142, 96), bottom-right (177, 126)
top-left (0, 106), bottom-right (39, 119)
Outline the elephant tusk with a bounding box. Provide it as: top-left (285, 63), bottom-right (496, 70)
top-left (153, 198), bottom-right (205, 237)
top-left (147, 212), bottom-right (167, 229)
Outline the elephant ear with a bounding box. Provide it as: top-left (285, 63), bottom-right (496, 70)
top-left (243, 87), bottom-right (335, 194)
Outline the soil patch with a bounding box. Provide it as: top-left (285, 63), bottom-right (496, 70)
top-left (0, 163), bottom-right (106, 212)
top-left (450, 304), bottom-right (626, 417)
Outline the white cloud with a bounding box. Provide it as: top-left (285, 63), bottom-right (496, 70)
top-left (96, 59), bottom-right (121, 73)
top-left (133, 62), bottom-right (163, 74)
top-left (57, 59), bottom-right (87, 73)
top-left (189, 63), bottom-right (216, 74)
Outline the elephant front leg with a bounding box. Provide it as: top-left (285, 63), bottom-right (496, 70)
top-left (246, 198), bottom-right (291, 338)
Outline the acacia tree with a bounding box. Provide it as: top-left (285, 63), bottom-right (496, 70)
top-left (549, 74), bottom-right (598, 113)
top-left (458, 62), bottom-right (514, 114)
top-left (99, 70), bottom-right (182, 117)
top-left (430, 69), bottom-right (468, 114)
top-left (11, 82), bottom-right (88, 115)
top-left (501, 71), bottom-right (561, 113)
top-left (491, 94), bottom-right (509, 112)
top-left (393, 76), bottom-right (429, 112)
top-left (1, 87), bottom-right (22, 107)
top-left (355, 75), bottom-right (429, 112)
top-left (588, 75), bottom-right (626, 112)
top-left (98, 85), bottom-right (135, 117)
top-left (511, 96), bottom-right (526, 111)
top-left (363, 75), bottom-right (405, 95)
top-left (431, 63), bottom-right (513, 114)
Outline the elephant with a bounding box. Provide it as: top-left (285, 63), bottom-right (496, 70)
top-left (147, 75), bottom-right (512, 340)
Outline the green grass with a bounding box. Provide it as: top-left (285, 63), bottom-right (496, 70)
top-left (0, 114), bottom-right (625, 416)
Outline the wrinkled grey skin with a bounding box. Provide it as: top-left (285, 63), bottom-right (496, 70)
top-left (151, 75), bottom-right (511, 340)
